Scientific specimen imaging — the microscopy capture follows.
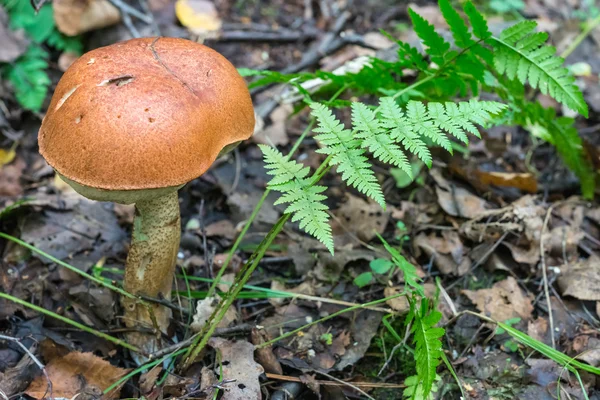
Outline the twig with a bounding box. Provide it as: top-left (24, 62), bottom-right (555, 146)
top-left (540, 206), bottom-right (556, 349)
top-left (107, 0), bottom-right (152, 23)
top-left (30, 0), bottom-right (49, 12)
top-left (314, 370), bottom-right (375, 400)
top-left (139, 294), bottom-right (190, 317)
top-left (218, 28), bottom-right (318, 42)
top-left (265, 373), bottom-right (405, 389)
top-left (0, 335), bottom-right (52, 399)
top-left (107, 0), bottom-right (153, 38)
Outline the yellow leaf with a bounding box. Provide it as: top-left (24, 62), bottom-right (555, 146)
top-left (0, 148), bottom-right (16, 167)
top-left (175, 0), bottom-right (222, 35)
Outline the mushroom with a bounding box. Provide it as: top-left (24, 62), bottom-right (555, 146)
top-left (38, 37), bottom-right (255, 355)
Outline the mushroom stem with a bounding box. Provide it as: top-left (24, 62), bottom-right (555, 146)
top-left (121, 190), bottom-right (180, 354)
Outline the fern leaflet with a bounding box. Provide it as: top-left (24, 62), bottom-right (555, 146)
top-left (259, 145), bottom-right (334, 253)
top-left (408, 7), bottom-right (450, 65)
top-left (410, 300), bottom-right (444, 397)
top-left (403, 375), bottom-right (441, 400)
top-left (352, 102), bottom-right (413, 178)
top-left (439, 0), bottom-right (474, 49)
top-left (491, 21), bottom-right (588, 117)
top-left (377, 234), bottom-right (423, 296)
top-left (310, 103), bottom-right (386, 208)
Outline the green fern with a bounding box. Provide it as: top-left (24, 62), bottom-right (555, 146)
top-left (310, 102), bottom-right (386, 208)
top-left (408, 7), bottom-right (450, 66)
top-left (409, 300), bottom-right (445, 397)
top-left (259, 145), bottom-right (334, 254)
top-left (403, 375), bottom-right (441, 400)
top-left (376, 234), bottom-right (423, 296)
top-left (491, 21), bottom-right (588, 117)
top-left (0, 0), bottom-right (83, 111)
top-left (1, 46), bottom-right (50, 112)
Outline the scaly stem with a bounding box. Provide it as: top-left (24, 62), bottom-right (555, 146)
top-left (122, 191), bottom-right (180, 355)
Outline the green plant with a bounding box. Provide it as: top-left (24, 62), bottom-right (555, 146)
top-left (0, 0), bottom-right (82, 111)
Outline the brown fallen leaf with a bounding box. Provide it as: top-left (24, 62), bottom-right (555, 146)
top-left (450, 161), bottom-right (538, 193)
top-left (462, 277), bottom-right (533, 322)
top-left (557, 255), bottom-right (600, 301)
top-left (53, 0), bottom-right (121, 36)
top-left (0, 157), bottom-right (25, 197)
top-left (332, 193), bottom-right (390, 242)
top-left (572, 336), bottom-right (600, 367)
top-left (251, 328), bottom-right (283, 375)
top-left (25, 352), bottom-right (129, 399)
top-left (208, 338), bottom-right (264, 400)
top-left (413, 231), bottom-right (471, 276)
top-left (431, 169), bottom-right (490, 219)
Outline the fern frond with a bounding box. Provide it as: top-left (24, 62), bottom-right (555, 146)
top-left (412, 301), bottom-right (444, 397)
top-left (439, 0), bottom-right (474, 48)
top-left (377, 234), bottom-right (423, 296)
top-left (351, 102), bottom-right (412, 177)
top-left (491, 21), bottom-right (588, 117)
top-left (408, 8), bottom-right (450, 65)
top-left (311, 103), bottom-right (386, 208)
top-left (407, 101), bottom-right (454, 153)
top-left (463, 1), bottom-right (491, 40)
top-left (259, 145), bottom-right (334, 253)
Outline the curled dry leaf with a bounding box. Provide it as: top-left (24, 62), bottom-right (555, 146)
top-left (208, 338), bottom-right (264, 400)
top-left (53, 0), bottom-right (121, 36)
top-left (251, 328), bottom-right (282, 374)
top-left (25, 351), bottom-right (129, 399)
top-left (413, 231), bottom-right (471, 276)
top-left (557, 255), bottom-right (600, 301)
top-left (462, 276), bottom-right (534, 322)
top-left (431, 169), bottom-right (490, 219)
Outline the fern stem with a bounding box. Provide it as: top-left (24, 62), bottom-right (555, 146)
top-left (180, 213), bottom-right (290, 369)
top-left (560, 13), bottom-right (600, 59)
top-left (392, 74), bottom-right (435, 101)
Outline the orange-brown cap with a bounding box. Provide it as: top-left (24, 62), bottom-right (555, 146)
top-left (39, 37), bottom-right (255, 191)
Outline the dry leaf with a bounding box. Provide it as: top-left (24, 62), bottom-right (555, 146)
top-left (25, 352), bottom-right (129, 399)
top-left (0, 8), bottom-right (29, 63)
top-left (462, 277), bottom-right (533, 322)
top-left (191, 296), bottom-right (238, 332)
top-left (253, 104), bottom-right (291, 146)
top-left (269, 280), bottom-right (314, 306)
top-left (208, 338), bottom-right (264, 400)
top-left (53, 0), bottom-right (121, 36)
top-left (431, 169), bottom-right (490, 219)
top-left (0, 148), bottom-right (16, 166)
top-left (0, 157), bottom-right (24, 197)
top-left (413, 231), bottom-right (471, 276)
top-left (175, 0), bottom-right (222, 37)
top-left (332, 193), bottom-right (390, 242)
top-left (557, 256), bottom-right (600, 301)
top-left (251, 328), bottom-right (282, 374)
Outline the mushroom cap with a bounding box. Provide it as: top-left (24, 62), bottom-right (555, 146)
top-left (39, 37), bottom-right (255, 191)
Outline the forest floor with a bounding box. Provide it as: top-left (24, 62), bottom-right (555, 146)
top-left (2, 0), bottom-right (600, 399)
